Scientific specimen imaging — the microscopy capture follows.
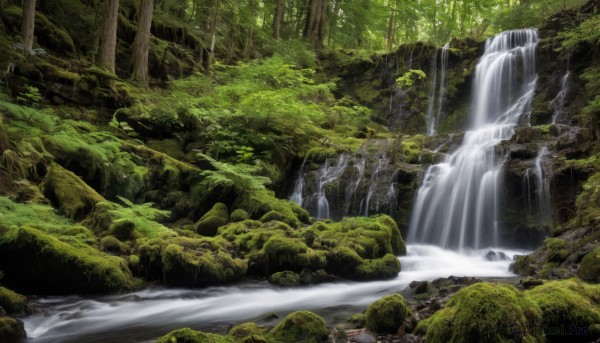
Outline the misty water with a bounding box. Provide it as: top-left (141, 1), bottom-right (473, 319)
top-left (22, 245), bottom-right (526, 343)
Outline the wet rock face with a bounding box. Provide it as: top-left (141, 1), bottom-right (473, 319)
top-left (290, 139), bottom-right (421, 234)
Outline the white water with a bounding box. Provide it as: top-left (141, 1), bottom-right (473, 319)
top-left (425, 42), bottom-right (450, 135)
top-left (409, 29), bottom-right (539, 250)
top-left (22, 245), bottom-right (525, 343)
top-left (524, 146), bottom-right (552, 226)
top-left (551, 71), bottom-right (571, 124)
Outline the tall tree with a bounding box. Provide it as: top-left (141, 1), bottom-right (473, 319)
top-left (131, 0), bottom-right (154, 86)
top-left (304, 0), bottom-right (327, 49)
top-left (98, 0), bottom-right (120, 73)
top-left (273, 0), bottom-right (284, 39)
top-left (21, 0), bottom-right (36, 51)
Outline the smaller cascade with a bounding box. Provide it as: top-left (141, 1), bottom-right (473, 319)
top-left (523, 147), bottom-right (552, 226)
top-left (551, 71), bottom-right (571, 124)
top-left (425, 42), bottom-right (450, 135)
top-left (315, 154), bottom-right (351, 219)
top-left (361, 153), bottom-right (390, 216)
top-left (289, 157), bottom-right (307, 205)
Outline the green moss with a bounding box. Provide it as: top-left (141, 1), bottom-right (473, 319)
top-left (235, 189), bottom-right (303, 228)
top-left (354, 254), bottom-right (401, 280)
top-left (269, 271), bottom-right (301, 287)
top-left (157, 328), bottom-right (234, 343)
top-left (578, 247), bottom-right (600, 283)
top-left (40, 163), bottom-right (105, 220)
top-left (194, 203), bottom-right (230, 237)
top-left (109, 219), bottom-right (136, 241)
top-left (100, 236), bottom-right (127, 254)
top-left (0, 317), bottom-right (26, 342)
top-left (161, 243), bottom-right (247, 287)
top-left (259, 211), bottom-right (298, 228)
top-left (228, 322), bottom-right (266, 341)
top-left (0, 227), bottom-right (135, 294)
top-left (401, 135), bottom-right (432, 164)
top-left (268, 311), bottom-right (328, 343)
top-left (421, 283), bottom-right (542, 343)
top-left (365, 294), bottom-right (411, 334)
top-left (545, 238), bottom-right (569, 263)
top-left (230, 209), bottom-right (249, 222)
top-left (525, 279), bottom-right (600, 342)
top-left (0, 196), bottom-right (75, 233)
top-left (0, 287), bottom-right (27, 315)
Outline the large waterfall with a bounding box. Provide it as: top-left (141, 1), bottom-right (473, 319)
top-left (408, 29), bottom-right (539, 250)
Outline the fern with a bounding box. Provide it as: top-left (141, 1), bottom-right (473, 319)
top-left (196, 152), bottom-right (271, 194)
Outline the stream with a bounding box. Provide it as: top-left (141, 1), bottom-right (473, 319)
top-left (21, 244), bottom-right (526, 343)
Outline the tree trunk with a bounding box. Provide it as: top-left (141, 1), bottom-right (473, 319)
top-left (207, 0), bottom-right (219, 70)
top-left (131, 0), bottom-right (154, 86)
top-left (98, 0), bottom-right (120, 73)
top-left (273, 0), bottom-right (284, 39)
top-left (21, 0), bottom-right (36, 51)
top-left (328, 0), bottom-right (340, 46)
top-left (304, 0), bottom-right (326, 49)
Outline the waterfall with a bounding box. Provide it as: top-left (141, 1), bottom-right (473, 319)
top-left (551, 71), bottom-right (571, 124)
top-left (524, 147), bottom-right (552, 226)
top-left (362, 153), bottom-right (390, 216)
top-left (426, 42), bottom-right (450, 136)
top-left (408, 29), bottom-right (539, 250)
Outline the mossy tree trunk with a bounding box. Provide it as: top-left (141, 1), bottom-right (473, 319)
top-left (21, 0), bottom-right (36, 51)
top-left (131, 0), bottom-right (154, 86)
top-left (273, 0), bottom-right (283, 39)
top-left (303, 0), bottom-right (327, 49)
top-left (98, 0), bottom-right (120, 73)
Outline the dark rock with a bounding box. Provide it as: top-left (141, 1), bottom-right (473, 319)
top-left (485, 251), bottom-right (499, 261)
top-left (400, 334), bottom-right (424, 343)
top-left (413, 281), bottom-right (429, 295)
top-left (0, 317), bottom-right (26, 342)
top-left (520, 278), bottom-right (544, 289)
top-left (346, 329), bottom-right (376, 343)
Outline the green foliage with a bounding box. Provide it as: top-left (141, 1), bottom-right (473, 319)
top-left (230, 209), bottom-right (249, 223)
top-left (396, 69), bottom-right (427, 89)
top-left (545, 238), bottom-right (569, 263)
top-left (558, 14), bottom-right (600, 51)
top-left (420, 282), bottom-right (543, 343)
top-left (365, 294), bottom-right (411, 333)
top-left (494, 0), bottom-right (587, 31)
top-left (0, 196), bottom-right (75, 233)
top-left (16, 86), bottom-right (42, 107)
top-left (267, 311), bottom-right (328, 343)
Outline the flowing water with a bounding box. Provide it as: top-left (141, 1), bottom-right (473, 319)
top-left (408, 29), bottom-right (539, 250)
top-left (524, 146), bottom-right (552, 226)
top-left (425, 42), bottom-right (450, 136)
top-left (551, 71), bottom-right (571, 124)
top-left (20, 29), bottom-right (543, 342)
top-left (21, 245), bottom-right (525, 343)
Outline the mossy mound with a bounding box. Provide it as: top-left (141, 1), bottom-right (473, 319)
top-left (194, 203), bottom-right (230, 236)
top-left (578, 247), bottom-right (600, 283)
top-left (417, 283), bottom-right (542, 343)
top-left (235, 189), bottom-right (306, 228)
top-left (228, 322), bottom-right (267, 342)
top-left (0, 227), bottom-right (136, 294)
top-left (40, 163), bottom-right (105, 220)
top-left (525, 279), bottom-right (600, 343)
top-left (0, 317), bottom-right (26, 342)
top-left (365, 294), bottom-right (411, 334)
top-left (268, 271), bottom-right (301, 287)
top-left (267, 311), bottom-right (328, 343)
top-left (230, 209), bottom-right (249, 222)
top-left (0, 287), bottom-right (27, 315)
top-left (157, 328), bottom-right (233, 343)
top-left (161, 243), bottom-right (247, 287)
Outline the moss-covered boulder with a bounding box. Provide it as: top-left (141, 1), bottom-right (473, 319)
top-left (417, 283), bottom-right (542, 343)
top-left (268, 311), bottom-right (328, 343)
top-left (40, 163), bottom-right (105, 220)
top-left (230, 209), bottom-right (249, 222)
top-left (0, 317), bottom-right (26, 342)
top-left (365, 294), bottom-right (411, 334)
top-left (525, 279), bottom-right (600, 343)
top-left (109, 219), bottom-right (136, 241)
top-left (578, 247), bottom-right (600, 283)
top-left (228, 322), bottom-right (267, 342)
top-left (157, 328), bottom-right (233, 343)
top-left (0, 287), bottom-right (27, 315)
top-left (194, 203), bottom-right (230, 236)
top-left (162, 243), bottom-right (247, 287)
top-left (269, 271), bottom-right (301, 287)
top-left (259, 210), bottom-right (299, 228)
top-left (0, 227), bottom-right (135, 294)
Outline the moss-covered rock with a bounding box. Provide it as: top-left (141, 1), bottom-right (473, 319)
top-left (418, 283), bottom-right (542, 343)
top-left (354, 254), bottom-right (400, 280)
top-left (40, 163), bottom-right (105, 220)
top-left (0, 227), bottom-right (135, 294)
top-left (109, 219), bottom-right (136, 241)
top-left (0, 287), bottom-right (27, 315)
top-left (0, 317), bottom-right (26, 342)
top-left (578, 247), bottom-right (600, 283)
top-left (157, 328), bottom-right (233, 343)
top-left (259, 210), bottom-right (298, 228)
top-left (268, 271), bottom-right (301, 287)
top-left (267, 311), bottom-right (328, 343)
top-left (161, 243), bottom-right (247, 287)
top-left (230, 209), bottom-right (249, 222)
top-left (194, 203), bottom-right (230, 236)
top-left (365, 294), bottom-right (411, 334)
top-left (100, 236), bottom-right (127, 254)
top-left (228, 322), bottom-right (267, 342)
top-left (525, 279), bottom-right (600, 343)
